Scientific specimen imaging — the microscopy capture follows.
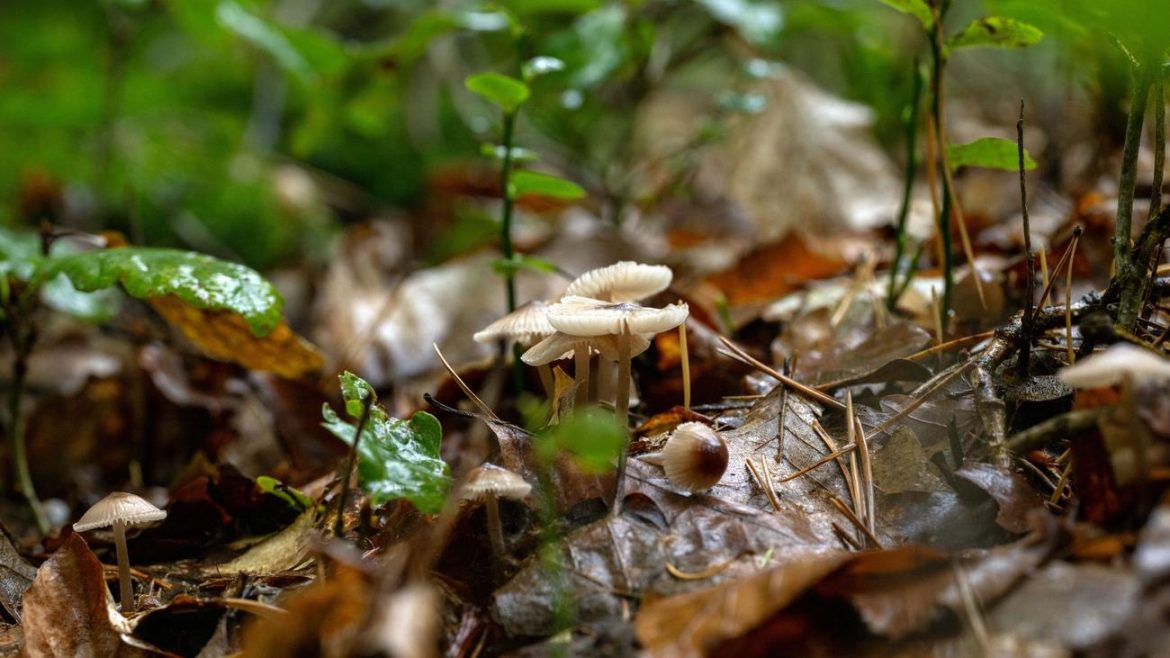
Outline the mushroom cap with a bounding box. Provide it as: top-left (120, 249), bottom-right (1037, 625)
top-left (73, 492), bottom-right (167, 532)
top-left (461, 464), bottom-right (532, 501)
top-left (661, 422), bottom-right (728, 493)
top-left (564, 261), bottom-right (673, 302)
top-left (1058, 343), bottom-right (1170, 388)
top-left (546, 297), bottom-right (689, 337)
top-left (521, 331), bottom-right (652, 366)
top-left (473, 301), bottom-right (555, 345)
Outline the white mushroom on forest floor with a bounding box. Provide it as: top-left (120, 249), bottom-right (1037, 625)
top-left (474, 300), bottom-right (557, 393)
top-left (460, 464), bottom-right (531, 560)
top-left (660, 422), bottom-right (729, 493)
top-left (73, 492), bottom-right (167, 612)
top-left (563, 261), bottom-right (673, 302)
top-left (521, 328), bottom-right (651, 411)
top-left (542, 294), bottom-right (689, 514)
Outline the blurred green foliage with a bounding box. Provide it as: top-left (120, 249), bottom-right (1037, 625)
top-left (0, 0), bottom-right (1161, 271)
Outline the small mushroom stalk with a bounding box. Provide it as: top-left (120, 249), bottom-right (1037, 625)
top-left (575, 347), bottom-right (591, 410)
top-left (484, 492), bottom-right (505, 558)
top-left (112, 520), bottom-right (133, 612)
top-left (612, 320), bottom-right (633, 514)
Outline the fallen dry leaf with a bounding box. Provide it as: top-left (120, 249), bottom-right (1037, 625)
top-left (21, 534), bottom-right (150, 658)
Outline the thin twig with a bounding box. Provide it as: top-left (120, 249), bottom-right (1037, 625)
top-left (716, 337), bottom-right (844, 410)
top-left (1018, 100), bottom-right (1035, 376)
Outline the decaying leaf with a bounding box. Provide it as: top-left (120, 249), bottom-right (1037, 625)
top-left (151, 295), bottom-right (323, 379)
top-left (21, 534), bottom-right (149, 658)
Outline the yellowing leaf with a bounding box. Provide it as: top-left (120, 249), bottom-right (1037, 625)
top-left (150, 295), bottom-right (324, 379)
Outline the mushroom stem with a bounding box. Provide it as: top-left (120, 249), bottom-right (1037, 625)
top-left (112, 519), bottom-right (134, 612)
top-left (536, 364), bottom-right (554, 398)
top-left (612, 320), bottom-right (632, 516)
top-left (574, 348), bottom-right (590, 410)
top-left (484, 493), bottom-right (506, 559)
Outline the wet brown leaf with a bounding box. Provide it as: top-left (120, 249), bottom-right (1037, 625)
top-left (150, 295), bottom-right (323, 380)
top-left (955, 464), bottom-right (1045, 535)
top-left (21, 534), bottom-right (152, 658)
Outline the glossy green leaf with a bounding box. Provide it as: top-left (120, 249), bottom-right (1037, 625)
top-left (466, 73), bottom-right (530, 113)
top-left (41, 275), bottom-right (119, 323)
top-left (35, 248), bottom-right (284, 336)
top-left (876, 0), bottom-right (932, 29)
top-left (322, 372), bottom-right (450, 514)
top-left (695, 0), bottom-right (784, 45)
top-left (509, 170), bottom-right (586, 200)
top-left (947, 137), bottom-right (1037, 172)
top-left (947, 17), bottom-right (1043, 51)
top-left (537, 408), bottom-right (626, 472)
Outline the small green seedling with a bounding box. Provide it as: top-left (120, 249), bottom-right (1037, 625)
top-left (321, 372), bottom-right (451, 514)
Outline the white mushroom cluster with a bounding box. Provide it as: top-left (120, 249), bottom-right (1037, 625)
top-left (521, 262), bottom-right (689, 421)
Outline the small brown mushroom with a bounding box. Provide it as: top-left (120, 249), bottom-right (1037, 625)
top-left (461, 464), bottom-right (531, 559)
top-left (73, 492), bottom-right (166, 612)
top-left (660, 422), bottom-right (729, 493)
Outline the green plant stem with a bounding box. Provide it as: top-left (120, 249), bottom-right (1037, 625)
top-left (888, 61), bottom-right (924, 311)
top-left (1116, 62), bottom-right (1156, 330)
top-left (5, 320), bottom-right (47, 535)
top-left (500, 110), bottom-right (519, 315)
top-left (334, 395), bottom-right (374, 538)
top-left (1017, 101), bottom-right (1035, 377)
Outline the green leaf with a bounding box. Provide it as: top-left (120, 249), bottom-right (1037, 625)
top-left (0, 226), bottom-right (42, 281)
top-left (35, 248), bottom-right (284, 336)
top-left (257, 476), bottom-right (314, 512)
top-left (947, 137), bottom-right (1037, 172)
top-left (694, 0), bottom-right (784, 45)
top-left (465, 73), bottom-right (530, 113)
top-left (947, 17), bottom-right (1043, 51)
top-left (217, 1), bottom-right (315, 83)
top-left (339, 371), bottom-right (376, 418)
top-left (492, 254), bottom-right (560, 278)
top-left (537, 409), bottom-right (626, 472)
top-left (322, 372), bottom-right (451, 514)
top-left (509, 170), bottom-right (586, 200)
top-left (41, 275), bottom-right (119, 323)
top-left (876, 0), bottom-right (932, 30)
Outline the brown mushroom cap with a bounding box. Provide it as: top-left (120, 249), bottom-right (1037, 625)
top-left (520, 331), bottom-right (652, 366)
top-left (546, 296), bottom-right (689, 337)
top-left (661, 422), bottom-right (728, 493)
top-left (73, 492), bottom-right (167, 532)
top-left (461, 464), bottom-right (532, 502)
top-left (564, 262), bottom-right (673, 302)
top-left (473, 301), bottom-right (556, 345)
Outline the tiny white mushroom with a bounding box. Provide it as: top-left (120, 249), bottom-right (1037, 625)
top-left (564, 261), bottom-right (673, 302)
top-left (660, 422), bottom-right (729, 493)
top-left (461, 464), bottom-right (531, 559)
top-left (73, 492), bottom-right (167, 612)
top-left (475, 301), bottom-right (558, 393)
top-left (1058, 343), bottom-right (1170, 389)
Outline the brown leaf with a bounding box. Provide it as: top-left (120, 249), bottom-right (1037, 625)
top-left (21, 534), bottom-right (149, 658)
top-left (150, 295), bottom-right (323, 379)
top-left (241, 564), bottom-right (372, 658)
top-left (635, 551), bottom-right (850, 658)
top-left (703, 236), bottom-right (847, 308)
top-left (955, 464), bottom-right (1045, 535)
